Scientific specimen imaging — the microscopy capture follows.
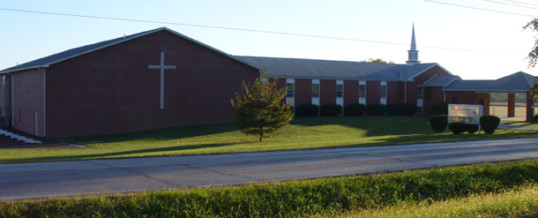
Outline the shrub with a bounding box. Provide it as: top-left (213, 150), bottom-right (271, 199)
top-left (466, 124), bottom-right (479, 134)
top-left (480, 115), bottom-right (500, 134)
top-left (448, 122), bottom-right (466, 134)
top-left (534, 114), bottom-right (538, 122)
top-left (386, 103), bottom-right (417, 116)
top-left (344, 103), bottom-right (366, 116)
top-left (320, 103), bottom-right (343, 116)
top-left (431, 102), bottom-right (448, 115)
top-left (430, 115), bottom-right (448, 133)
top-left (367, 104), bottom-right (387, 116)
top-left (295, 104), bottom-right (319, 117)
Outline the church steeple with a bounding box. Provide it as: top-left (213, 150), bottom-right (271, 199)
top-left (406, 24), bottom-right (420, 65)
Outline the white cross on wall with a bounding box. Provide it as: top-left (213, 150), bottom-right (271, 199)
top-left (148, 52), bottom-right (176, 109)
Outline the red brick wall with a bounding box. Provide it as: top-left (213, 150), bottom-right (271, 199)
top-left (423, 87), bottom-right (445, 114)
top-left (45, 30), bottom-right (258, 137)
top-left (344, 80), bottom-right (358, 107)
top-left (295, 79), bottom-right (312, 106)
top-left (473, 93), bottom-right (490, 116)
top-left (12, 69), bottom-right (45, 136)
top-left (446, 91), bottom-right (474, 105)
top-left (405, 81), bottom-right (417, 105)
top-left (366, 81), bottom-right (380, 105)
top-left (320, 80), bottom-right (336, 105)
top-left (387, 81), bottom-right (404, 104)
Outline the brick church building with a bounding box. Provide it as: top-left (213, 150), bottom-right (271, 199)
top-left (0, 27), bottom-right (535, 138)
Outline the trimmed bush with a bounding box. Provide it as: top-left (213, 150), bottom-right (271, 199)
top-left (295, 104), bottom-right (319, 117)
top-left (480, 115), bottom-right (500, 134)
top-left (367, 104), bottom-right (387, 116)
top-left (466, 124), bottom-right (479, 134)
top-left (386, 103), bottom-right (417, 116)
top-left (431, 102), bottom-right (448, 115)
top-left (344, 103), bottom-right (366, 116)
top-left (448, 122), bottom-right (466, 134)
top-left (320, 103), bottom-right (343, 116)
top-left (430, 115), bottom-right (448, 133)
top-left (534, 114), bottom-right (538, 122)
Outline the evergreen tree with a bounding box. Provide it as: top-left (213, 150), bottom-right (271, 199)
top-left (231, 69), bottom-right (293, 141)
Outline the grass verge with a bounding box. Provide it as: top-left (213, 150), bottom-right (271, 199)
top-left (1, 159), bottom-right (537, 217)
top-left (1, 116), bottom-right (538, 163)
top-left (330, 184), bottom-right (538, 217)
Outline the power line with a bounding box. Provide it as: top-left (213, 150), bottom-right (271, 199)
top-left (0, 7), bottom-right (523, 56)
top-left (480, 0), bottom-right (538, 10)
top-left (423, 0), bottom-right (535, 17)
top-left (501, 0), bottom-right (538, 8)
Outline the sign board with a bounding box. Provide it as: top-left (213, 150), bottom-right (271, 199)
top-left (448, 104), bottom-right (483, 125)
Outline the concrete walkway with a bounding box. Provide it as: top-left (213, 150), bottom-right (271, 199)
top-left (0, 138), bottom-right (537, 201)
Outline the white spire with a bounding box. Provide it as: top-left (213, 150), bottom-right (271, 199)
top-left (406, 23), bottom-right (420, 65)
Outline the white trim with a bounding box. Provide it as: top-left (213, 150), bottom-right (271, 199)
top-left (358, 80), bottom-right (366, 105)
top-left (312, 79), bottom-right (320, 105)
top-left (408, 63), bottom-right (454, 80)
top-left (380, 81), bottom-right (387, 105)
top-left (34, 112), bottom-right (38, 135)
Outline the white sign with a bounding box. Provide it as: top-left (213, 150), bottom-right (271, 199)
top-left (448, 104), bottom-right (483, 125)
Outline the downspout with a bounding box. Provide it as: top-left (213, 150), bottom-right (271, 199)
top-left (3, 73), bottom-right (11, 128)
top-left (38, 68), bottom-right (46, 137)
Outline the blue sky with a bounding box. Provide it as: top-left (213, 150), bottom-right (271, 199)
top-left (1, 0), bottom-right (537, 79)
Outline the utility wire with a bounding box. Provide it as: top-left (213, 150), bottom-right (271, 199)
top-left (423, 0), bottom-right (535, 17)
top-left (0, 7), bottom-right (522, 55)
top-left (480, 0), bottom-right (538, 10)
top-left (501, 0), bottom-right (538, 8)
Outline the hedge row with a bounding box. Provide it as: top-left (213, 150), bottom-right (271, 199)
top-left (429, 115), bottom-right (500, 134)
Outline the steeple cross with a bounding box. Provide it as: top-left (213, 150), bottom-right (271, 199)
top-left (148, 52), bottom-right (176, 109)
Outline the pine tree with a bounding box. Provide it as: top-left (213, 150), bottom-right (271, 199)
top-left (231, 69), bottom-right (293, 141)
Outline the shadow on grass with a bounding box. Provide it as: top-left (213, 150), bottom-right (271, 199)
top-left (5, 142), bottom-right (237, 163)
top-left (292, 116), bottom-right (431, 137)
top-left (57, 123), bottom-right (239, 145)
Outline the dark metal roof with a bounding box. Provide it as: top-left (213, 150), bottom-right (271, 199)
top-left (235, 56), bottom-right (442, 81)
top-left (422, 75), bottom-right (461, 87)
top-left (444, 71), bottom-right (536, 92)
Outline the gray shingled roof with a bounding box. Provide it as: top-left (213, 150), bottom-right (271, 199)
top-left (444, 72), bottom-right (536, 92)
top-left (235, 56), bottom-right (442, 81)
top-left (0, 27), bottom-right (245, 74)
top-left (422, 75), bottom-right (461, 87)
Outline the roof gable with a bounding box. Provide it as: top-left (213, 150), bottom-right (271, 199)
top-left (1, 27), bottom-right (249, 74)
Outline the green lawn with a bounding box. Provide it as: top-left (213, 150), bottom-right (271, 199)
top-left (332, 184), bottom-right (538, 218)
top-left (505, 121), bottom-right (538, 127)
top-left (1, 116), bottom-right (538, 163)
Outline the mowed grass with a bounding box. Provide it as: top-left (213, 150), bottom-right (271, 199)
top-left (330, 184), bottom-right (538, 218)
top-left (1, 159), bottom-right (537, 217)
top-left (1, 116), bottom-right (538, 163)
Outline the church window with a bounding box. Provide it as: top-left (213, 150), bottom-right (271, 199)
top-left (336, 84), bottom-right (344, 97)
top-left (312, 83), bottom-right (320, 97)
top-left (286, 83), bottom-right (294, 98)
top-left (417, 87), bottom-right (423, 99)
top-left (359, 84), bottom-right (366, 98)
top-left (380, 83), bottom-right (387, 98)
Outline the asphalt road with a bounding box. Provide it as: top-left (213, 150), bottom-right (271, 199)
top-left (1, 138), bottom-right (537, 201)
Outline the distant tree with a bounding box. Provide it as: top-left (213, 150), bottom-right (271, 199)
top-left (231, 69), bottom-right (293, 141)
top-left (366, 58), bottom-right (395, 64)
top-left (524, 18), bottom-right (538, 106)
